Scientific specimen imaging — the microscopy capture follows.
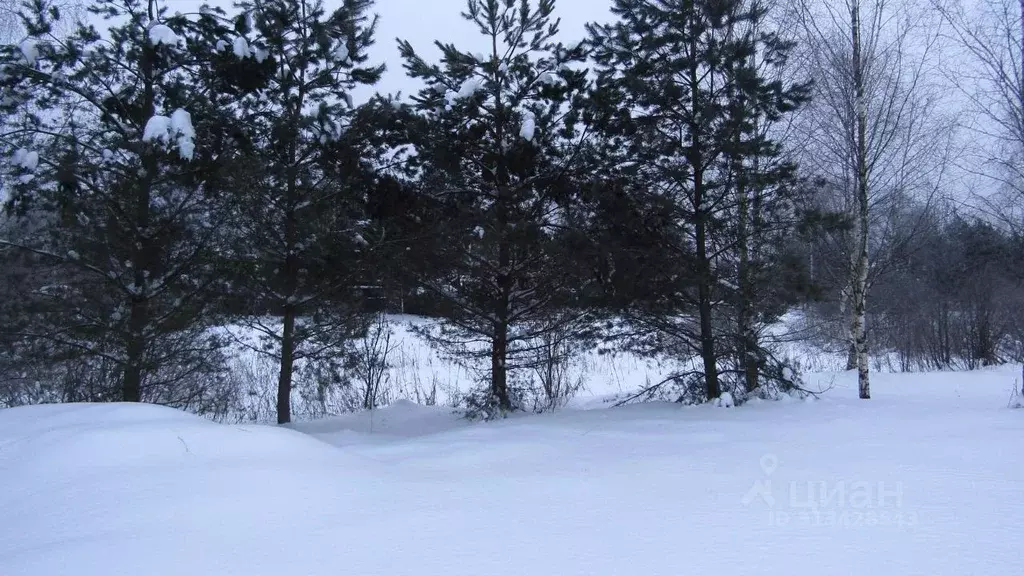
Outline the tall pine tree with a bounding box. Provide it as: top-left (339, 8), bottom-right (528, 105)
top-left (587, 0), bottom-right (809, 401)
top-left (210, 0), bottom-right (386, 424)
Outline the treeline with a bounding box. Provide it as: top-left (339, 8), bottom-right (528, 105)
top-left (821, 212), bottom-right (1024, 372)
top-left (0, 0), bottom-right (1020, 422)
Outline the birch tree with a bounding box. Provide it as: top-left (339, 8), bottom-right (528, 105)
top-left (792, 0), bottom-right (950, 398)
top-left (933, 0), bottom-right (1024, 202)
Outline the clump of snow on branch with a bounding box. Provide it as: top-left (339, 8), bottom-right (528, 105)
top-left (169, 110), bottom-right (196, 159)
top-left (12, 148), bottom-right (39, 171)
top-left (520, 111), bottom-right (536, 142)
top-left (311, 105), bottom-right (345, 143)
top-left (445, 76), bottom-right (485, 108)
top-left (333, 41), bottom-right (350, 63)
top-left (142, 109), bottom-right (196, 160)
top-left (12, 148), bottom-right (39, 182)
top-left (148, 24), bottom-right (180, 47)
top-left (229, 35), bottom-right (268, 62)
top-left (233, 36), bottom-right (251, 59)
top-left (18, 39), bottom-right (39, 67)
top-left (457, 77), bottom-right (484, 99)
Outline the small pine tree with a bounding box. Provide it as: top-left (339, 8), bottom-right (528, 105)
top-left (398, 0), bottom-right (592, 416)
top-left (0, 0), bottom-right (235, 407)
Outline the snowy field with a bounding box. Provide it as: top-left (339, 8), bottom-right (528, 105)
top-left (1, 365), bottom-right (1022, 576)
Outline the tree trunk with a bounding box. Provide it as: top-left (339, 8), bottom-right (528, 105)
top-left (731, 45), bottom-right (759, 395)
top-left (491, 319), bottom-right (510, 411)
top-left (489, 35), bottom-right (514, 414)
top-left (846, 340), bottom-right (857, 370)
top-left (276, 83), bottom-right (303, 424)
top-left (688, 19), bottom-right (719, 401)
top-left (1017, 0), bottom-right (1024, 171)
top-left (122, 298), bottom-right (146, 402)
top-left (123, 13), bottom-right (156, 404)
top-left (696, 207), bottom-right (720, 400)
top-left (492, 189), bottom-right (512, 412)
top-left (736, 152), bottom-right (758, 393)
top-left (851, 0), bottom-right (871, 399)
top-left (277, 307), bottom-right (296, 424)
top-left (851, 264), bottom-right (869, 397)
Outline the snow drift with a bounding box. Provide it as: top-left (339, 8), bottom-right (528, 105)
top-left (1, 369), bottom-right (1023, 576)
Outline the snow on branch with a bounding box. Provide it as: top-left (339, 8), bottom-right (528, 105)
top-left (142, 109), bottom-right (196, 160)
top-left (18, 39), bottom-right (39, 67)
top-left (148, 24), bottom-right (180, 48)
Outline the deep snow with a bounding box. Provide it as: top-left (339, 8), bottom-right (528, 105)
top-left (1, 367), bottom-right (1022, 576)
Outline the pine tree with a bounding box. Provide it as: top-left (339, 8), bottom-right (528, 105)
top-left (587, 0), bottom-right (809, 401)
top-left (209, 0), bottom-right (386, 424)
top-left (0, 0), bottom-right (235, 407)
top-left (398, 0), bottom-right (592, 416)
top-left (718, 2), bottom-right (810, 395)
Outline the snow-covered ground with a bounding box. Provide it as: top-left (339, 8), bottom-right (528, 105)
top-left (220, 314), bottom-right (674, 421)
top-left (1, 366), bottom-right (1022, 576)
top-left (216, 311), bottom-right (904, 422)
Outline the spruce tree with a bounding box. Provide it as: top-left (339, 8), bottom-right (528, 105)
top-left (209, 0), bottom-right (386, 424)
top-left (587, 0), bottom-right (809, 401)
top-left (398, 0), bottom-right (592, 416)
top-left (0, 0), bottom-right (235, 407)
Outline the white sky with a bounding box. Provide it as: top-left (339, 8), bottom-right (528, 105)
top-left (157, 0), bottom-right (612, 102)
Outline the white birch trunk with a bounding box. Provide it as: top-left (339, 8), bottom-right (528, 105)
top-left (851, 0), bottom-right (871, 399)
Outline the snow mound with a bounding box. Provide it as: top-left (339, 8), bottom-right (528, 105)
top-left (290, 399), bottom-right (468, 445)
top-left (0, 401), bottom-right (193, 432)
top-left (0, 403), bottom-right (343, 474)
top-left (0, 403), bottom-right (379, 576)
top-left (714, 391), bottom-right (735, 407)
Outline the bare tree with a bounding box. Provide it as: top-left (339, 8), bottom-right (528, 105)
top-left (792, 0), bottom-right (952, 398)
top-left (351, 313), bottom-right (396, 410)
top-left (933, 0), bottom-right (1024, 206)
